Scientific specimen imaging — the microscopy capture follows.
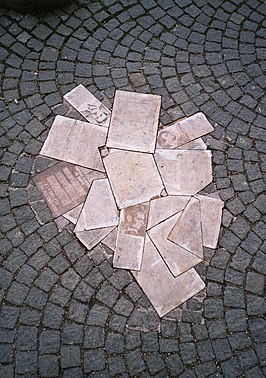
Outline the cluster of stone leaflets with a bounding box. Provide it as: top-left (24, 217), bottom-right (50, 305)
top-left (34, 85), bottom-right (224, 317)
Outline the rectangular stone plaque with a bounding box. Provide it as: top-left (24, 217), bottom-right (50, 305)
top-left (64, 84), bottom-right (111, 128)
top-left (113, 202), bottom-right (149, 271)
top-left (33, 162), bottom-right (105, 217)
top-left (107, 90), bottom-right (161, 153)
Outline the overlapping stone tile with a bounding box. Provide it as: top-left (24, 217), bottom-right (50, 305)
top-left (176, 137), bottom-right (207, 150)
top-left (106, 90), bottom-right (161, 153)
top-left (157, 112), bottom-right (214, 149)
top-left (75, 178), bottom-right (118, 232)
top-left (195, 194), bottom-right (224, 248)
top-left (168, 197), bottom-right (203, 259)
top-left (40, 115), bottom-right (107, 172)
top-left (103, 149), bottom-right (164, 209)
top-left (64, 84), bottom-right (111, 128)
top-left (132, 236), bottom-right (205, 317)
top-left (63, 203), bottom-right (83, 224)
top-left (76, 226), bottom-right (116, 251)
top-left (147, 195), bottom-right (190, 229)
top-left (148, 212), bottom-right (202, 277)
top-left (33, 161), bottom-right (105, 217)
top-left (154, 149), bottom-right (212, 195)
top-left (101, 227), bottom-right (118, 251)
top-left (113, 202), bottom-right (149, 271)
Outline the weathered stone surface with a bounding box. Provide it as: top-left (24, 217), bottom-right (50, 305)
top-left (107, 90), bottom-right (161, 153)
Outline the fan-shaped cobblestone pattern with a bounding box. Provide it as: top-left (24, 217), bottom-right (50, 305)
top-left (0, 0), bottom-right (265, 377)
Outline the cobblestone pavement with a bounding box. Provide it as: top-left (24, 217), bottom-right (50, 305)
top-left (0, 0), bottom-right (265, 377)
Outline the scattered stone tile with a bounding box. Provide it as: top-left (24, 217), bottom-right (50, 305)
top-left (132, 236), bottom-right (205, 317)
top-left (147, 195), bottom-right (190, 229)
top-left (33, 161), bottom-right (105, 217)
top-left (169, 197), bottom-right (203, 258)
top-left (64, 84), bottom-right (111, 127)
top-left (103, 149), bottom-right (164, 208)
top-left (76, 226), bottom-right (116, 251)
top-left (75, 178), bottom-right (118, 232)
top-left (148, 212), bottom-right (202, 277)
top-left (154, 149), bottom-right (212, 195)
top-left (195, 194), bottom-right (224, 248)
top-left (157, 112), bottom-right (214, 149)
top-left (40, 115), bottom-right (107, 172)
top-left (107, 90), bottom-right (161, 153)
top-left (113, 202), bottom-right (149, 271)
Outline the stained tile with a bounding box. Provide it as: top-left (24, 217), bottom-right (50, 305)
top-left (113, 202), bottom-right (149, 271)
top-left (101, 228), bottom-right (118, 251)
top-left (63, 204), bottom-right (83, 224)
top-left (195, 195), bottom-right (224, 248)
top-left (40, 115), bottom-right (107, 172)
top-left (75, 178), bottom-right (118, 232)
top-left (157, 112), bottom-right (214, 149)
top-left (132, 235), bottom-right (205, 317)
top-left (76, 226), bottom-right (115, 251)
top-left (168, 197), bottom-right (203, 259)
top-left (33, 162), bottom-right (104, 217)
top-left (103, 149), bottom-right (164, 209)
top-left (147, 195), bottom-right (190, 230)
top-left (64, 84), bottom-right (111, 128)
top-left (106, 90), bottom-right (161, 153)
top-left (148, 212), bottom-right (202, 277)
top-left (154, 149), bottom-right (212, 195)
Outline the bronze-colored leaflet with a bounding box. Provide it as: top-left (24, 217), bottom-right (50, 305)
top-left (33, 162), bottom-right (105, 217)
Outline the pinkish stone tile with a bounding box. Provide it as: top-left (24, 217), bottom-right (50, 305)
top-left (195, 194), bottom-right (224, 248)
top-left (64, 84), bottom-right (111, 128)
top-left (103, 149), bottom-right (164, 209)
top-left (75, 178), bottom-right (119, 232)
top-left (76, 226), bottom-right (116, 251)
top-left (33, 161), bottom-right (105, 217)
top-left (63, 203), bottom-right (83, 224)
top-left (40, 115), bottom-right (107, 172)
top-left (101, 227), bottom-right (118, 251)
top-left (148, 212), bottom-right (202, 277)
top-left (147, 195), bottom-right (190, 229)
top-left (107, 90), bottom-right (161, 153)
top-left (132, 235), bottom-right (205, 317)
top-left (168, 197), bottom-right (203, 259)
top-left (175, 138), bottom-right (207, 150)
top-left (113, 202), bottom-right (149, 271)
top-left (157, 112), bottom-right (214, 149)
top-left (154, 149), bottom-right (212, 195)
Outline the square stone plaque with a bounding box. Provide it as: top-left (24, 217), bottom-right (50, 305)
top-left (33, 162), bottom-right (105, 217)
top-left (106, 90), bottom-right (161, 153)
